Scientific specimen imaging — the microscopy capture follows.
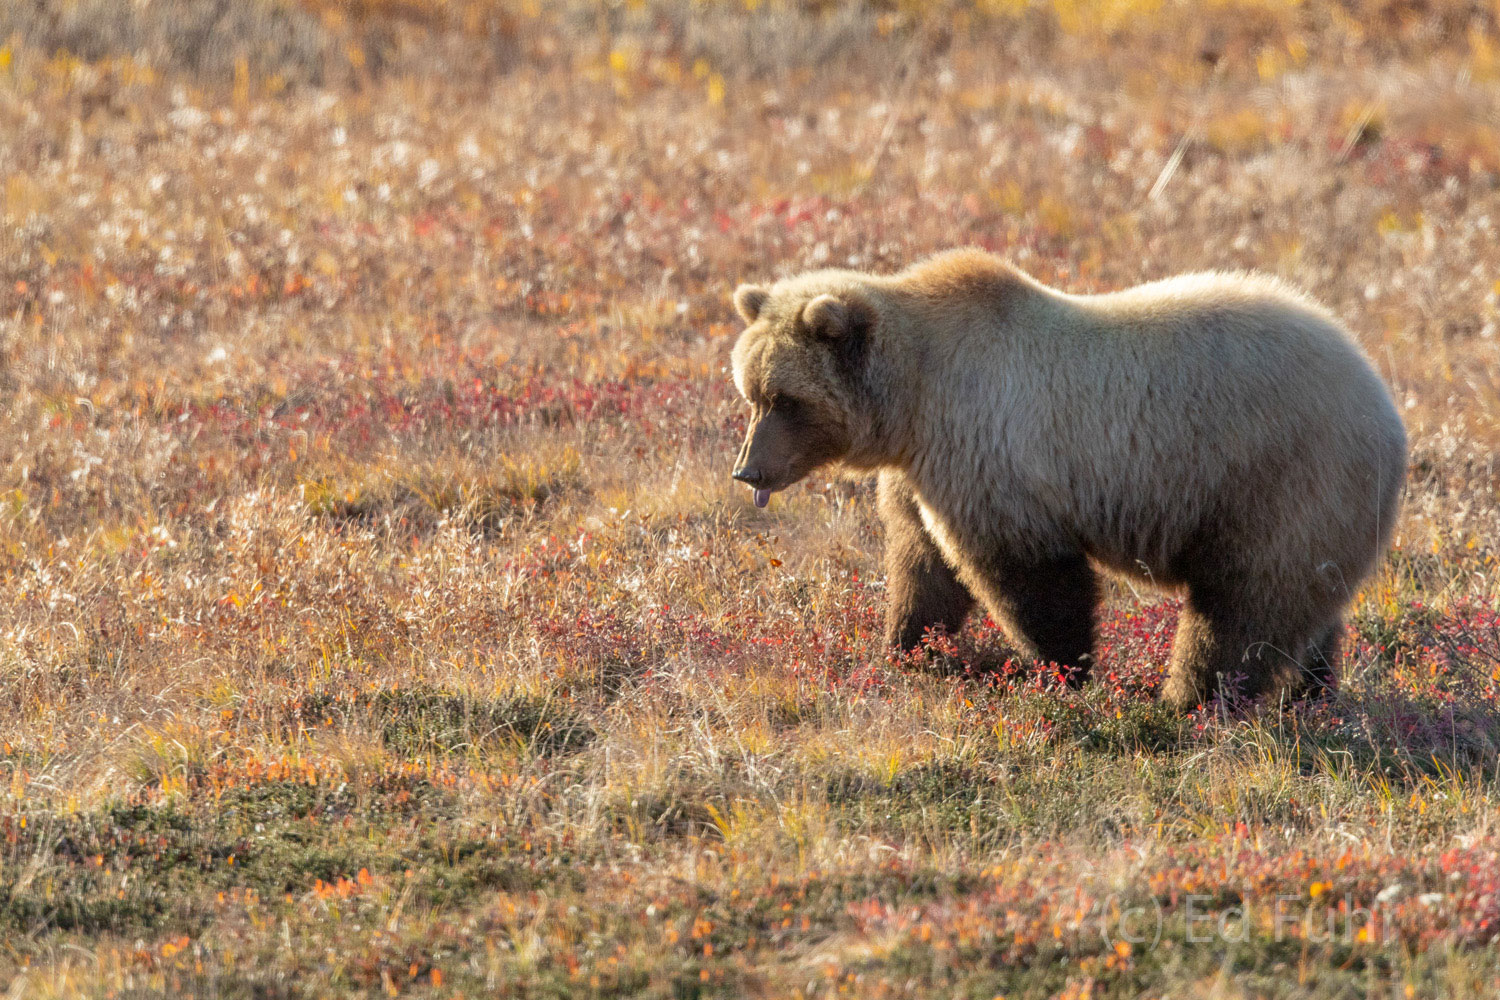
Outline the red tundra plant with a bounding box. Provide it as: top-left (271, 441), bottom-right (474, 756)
top-left (892, 599), bottom-right (1178, 703)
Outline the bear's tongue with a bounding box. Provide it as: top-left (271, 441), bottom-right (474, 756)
top-left (753, 488), bottom-right (770, 509)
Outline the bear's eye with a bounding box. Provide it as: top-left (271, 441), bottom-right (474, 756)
top-left (772, 395), bottom-right (804, 418)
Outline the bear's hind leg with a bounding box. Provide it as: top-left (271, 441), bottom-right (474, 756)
top-left (984, 553), bottom-right (1100, 687)
top-left (1308, 621), bottom-right (1342, 698)
top-left (1161, 604), bottom-right (1237, 709)
top-left (1162, 587), bottom-right (1318, 709)
top-left (878, 475), bottom-right (975, 651)
top-left (1279, 620), bottom-right (1341, 703)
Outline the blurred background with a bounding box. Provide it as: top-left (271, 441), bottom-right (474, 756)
top-left (3, 0), bottom-right (1498, 442)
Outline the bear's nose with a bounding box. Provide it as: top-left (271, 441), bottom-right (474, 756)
top-left (732, 467), bottom-right (765, 487)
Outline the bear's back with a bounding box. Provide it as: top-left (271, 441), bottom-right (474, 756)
top-left (906, 264), bottom-right (1405, 581)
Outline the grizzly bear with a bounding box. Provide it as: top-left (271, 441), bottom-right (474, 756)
top-left (729, 249), bottom-right (1406, 708)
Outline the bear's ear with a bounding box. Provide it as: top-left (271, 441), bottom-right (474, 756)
top-left (802, 293), bottom-right (874, 341)
top-left (734, 284), bottom-right (770, 323)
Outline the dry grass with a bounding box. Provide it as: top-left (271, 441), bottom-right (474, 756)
top-left (1, 1), bottom-right (1500, 996)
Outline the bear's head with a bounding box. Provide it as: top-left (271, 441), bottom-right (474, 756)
top-left (728, 276), bottom-right (877, 507)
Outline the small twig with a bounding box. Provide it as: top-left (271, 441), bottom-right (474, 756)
top-left (853, 28), bottom-right (930, 195)
top-left (1148, 133), bottom-right (1193, 202)
top-left (1337, 103), bottom-right (1379, 165)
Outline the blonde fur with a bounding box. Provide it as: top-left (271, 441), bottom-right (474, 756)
top-left (730, 248), bottom-right (1407, 707)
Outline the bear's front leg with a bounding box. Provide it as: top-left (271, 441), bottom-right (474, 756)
top-left (877, 473), bottom-right (974, 650)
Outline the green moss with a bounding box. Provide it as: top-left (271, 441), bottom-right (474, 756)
top-left (0, 778), bottom-right (586, 940)
top-left (288, 687), bottom-right (596, 758)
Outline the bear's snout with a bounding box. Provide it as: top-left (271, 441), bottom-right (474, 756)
top-left (731, 413), bottom-right (799, 499)
top-left (732, 436), bottom-right (775, 508)
top-left (731, 429), bottom-right (770, 507)
top-left (731, 467), bottom-right (772, 507)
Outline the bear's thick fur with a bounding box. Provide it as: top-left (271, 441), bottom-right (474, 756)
top-left (729, 249), bottom-right (1407, 707)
